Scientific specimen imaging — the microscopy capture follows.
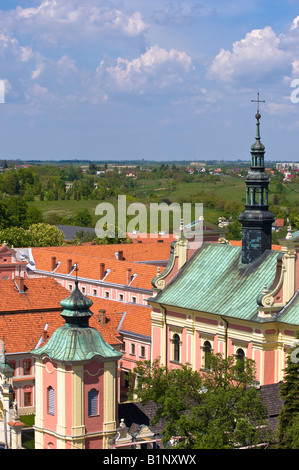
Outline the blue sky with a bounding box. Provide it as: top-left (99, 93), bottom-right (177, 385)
top-left (0, 0), bottom-right (299, 162)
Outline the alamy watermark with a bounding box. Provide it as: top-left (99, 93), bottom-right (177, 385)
top-left (290, 79), bottom-right (299, 103)
top-left (95, 195), bottom-right (203, 248)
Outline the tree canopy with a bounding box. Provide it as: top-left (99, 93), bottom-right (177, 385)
top-left (129, 354), bottom-right (270, 449)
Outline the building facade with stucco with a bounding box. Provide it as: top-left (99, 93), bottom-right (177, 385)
top-left (149, 111), bottom-right (299, 387)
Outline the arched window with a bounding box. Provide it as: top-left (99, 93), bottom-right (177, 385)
top-left (203, 341), bottom-right (212, 370)
top-left (48, 386), bottom-right (54, 415)
top-left (236, 348), bottom-right (245, 372)
top-left (88, 388), bottom-right (98, 416)
top-left (173, 334), bottom-right (180, 363)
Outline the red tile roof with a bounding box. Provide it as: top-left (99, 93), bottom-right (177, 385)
top-left (0, 278), bottom-right (151, 354)
top-left (31, 248), bottom-right (162, 290)
top-left (33, 242), bottom-right (172, 263)
top-left (0, 278), bottom-right (68, 312)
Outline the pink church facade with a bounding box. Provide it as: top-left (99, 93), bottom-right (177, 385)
top-left (149, 231), bottom-right (299, 387)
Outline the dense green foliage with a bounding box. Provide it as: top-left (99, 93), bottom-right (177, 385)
top-left (129, 354), bottom-right (270, 449)
top-left (0, 223), bottom-right (65, 247)
top-left (0, 162), bottom-right (298, 240)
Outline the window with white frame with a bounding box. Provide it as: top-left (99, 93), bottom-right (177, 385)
top-left (130, 343), bottom-right (136, 355)
top-left (235, 348), bottom-right (245, 372)
top-left (203, 340), bottom-right (212, 370)
top-left (48, 386), bottom-right (55, 415)
top-left (172, 333), bottom-right (181, 363)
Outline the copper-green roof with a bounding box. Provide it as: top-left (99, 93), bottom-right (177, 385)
top-left (31, 324), bottom-right (122, 362)
top-left (152, 243), bottom-right (281, 322)
top-left (277, 290), bottom-right (299, 326)
top-left (31, 281), bottom-right (122, 363)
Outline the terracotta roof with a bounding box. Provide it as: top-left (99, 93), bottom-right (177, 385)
top-left (88, 297), bottom-right (152, 339)
top-left (0, 278), bottom-right (68, 312)
top-left (0, 279), bottom-right (151, 354)
top-left (32, 242), bottom-right (172, 263)
top-left (31, 248), bottom-right (162, 290)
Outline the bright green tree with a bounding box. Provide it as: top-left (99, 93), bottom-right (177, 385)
top-left (129, 354), bottom-right (269, 449)
top-left (27, 223), bottom-right (65, 247)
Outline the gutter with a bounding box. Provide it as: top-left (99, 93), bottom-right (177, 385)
top-left (221, 316), bottom-right (228, 359)
top-left (29, 269), bottom-right (153, 294)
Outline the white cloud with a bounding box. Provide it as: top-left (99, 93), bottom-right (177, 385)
top-left (290, 16), bottom-right (299, 31)
top-left (5, 0), bottom-right (148, 43)
top-left (207, 26), bottom-right (287, 82)
top-left (19, 46), bottom-right (34, 62)
top-left (98, 45), bottom-right (194, 94)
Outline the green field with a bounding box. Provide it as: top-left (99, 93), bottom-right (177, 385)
top-left (27, 174), bottom-right (299, 231)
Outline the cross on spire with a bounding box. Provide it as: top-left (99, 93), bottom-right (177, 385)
top-left (251, 92), bottom-right (265, 115)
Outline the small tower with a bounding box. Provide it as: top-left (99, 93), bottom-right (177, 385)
top-left (239, 96), bottom-right (275, 264)
top-left (31, 280), bottom-right (122, 449)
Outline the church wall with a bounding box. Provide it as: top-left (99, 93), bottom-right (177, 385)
top-left (42, 358), bottom-right (58, 434)
top-left (43, 432), bottom-right (57, 449)
top-left (83, 360), bottom-right (104, 435)
top-left (263, 350), bottom-right (275, 385)
top-left (65, 365), bottom-right (73, 437)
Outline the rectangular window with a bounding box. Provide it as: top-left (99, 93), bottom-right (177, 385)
top-left (132, 296), bottom-right (136, 303)
top-left (130, 343), bottom-right (135, 355)
top-left (24, 392), bottom-right (32, 407)
top-left (121, 341), bottom-right (126, 352)
top-left (140, 346), bottom-right (145, 357)
top-left (23, 360), bottom-right (31, 375)
top-left (82, 286), bottom-right (86, 294)
top-left (93, 289), bottom-right (97, 296)
top-left (69, 284), bottom-right (73, 291)
top-left (105, 291), bottom-right (110, 298)
top-left (119, 294), bottom-right (124, 301)
top-left (48, 387), bottom-right (54, 415)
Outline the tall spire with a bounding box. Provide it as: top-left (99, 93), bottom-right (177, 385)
top-left (239, 95), bottom-right (275, 264)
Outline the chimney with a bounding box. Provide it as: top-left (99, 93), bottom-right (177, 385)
top-left (127, 268), bottom-right (132, 285)
top-left (51, 256), bottom-right (56, 271)
top-left (100, 263), bottom-right (105, 279)
top-left (15, 277), bottom-right (25, 294)
top-left (118, 250), bottom-right (124, 260)
top-left (67, 259), bottom-right (72, 273)
top-left (42, 323), bottom-right (48, 341)
top-left (98, 309), bottom-right (106, 324)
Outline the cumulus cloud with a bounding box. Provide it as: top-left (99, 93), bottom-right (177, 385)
top-left (2, 0), bottom-right (148, 44)
top-left (207, 26), bottom-right (287, 82)
top-left (97, 45), bottom-right (194, 94)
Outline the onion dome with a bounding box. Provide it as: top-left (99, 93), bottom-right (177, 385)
top-left (31, 279), bottom-right (122, 363)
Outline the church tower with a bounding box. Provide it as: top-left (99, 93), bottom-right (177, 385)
top-left (239, 96), bottom-right (275, 264)
top-left (31, 279), bottom-right (122, 449)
